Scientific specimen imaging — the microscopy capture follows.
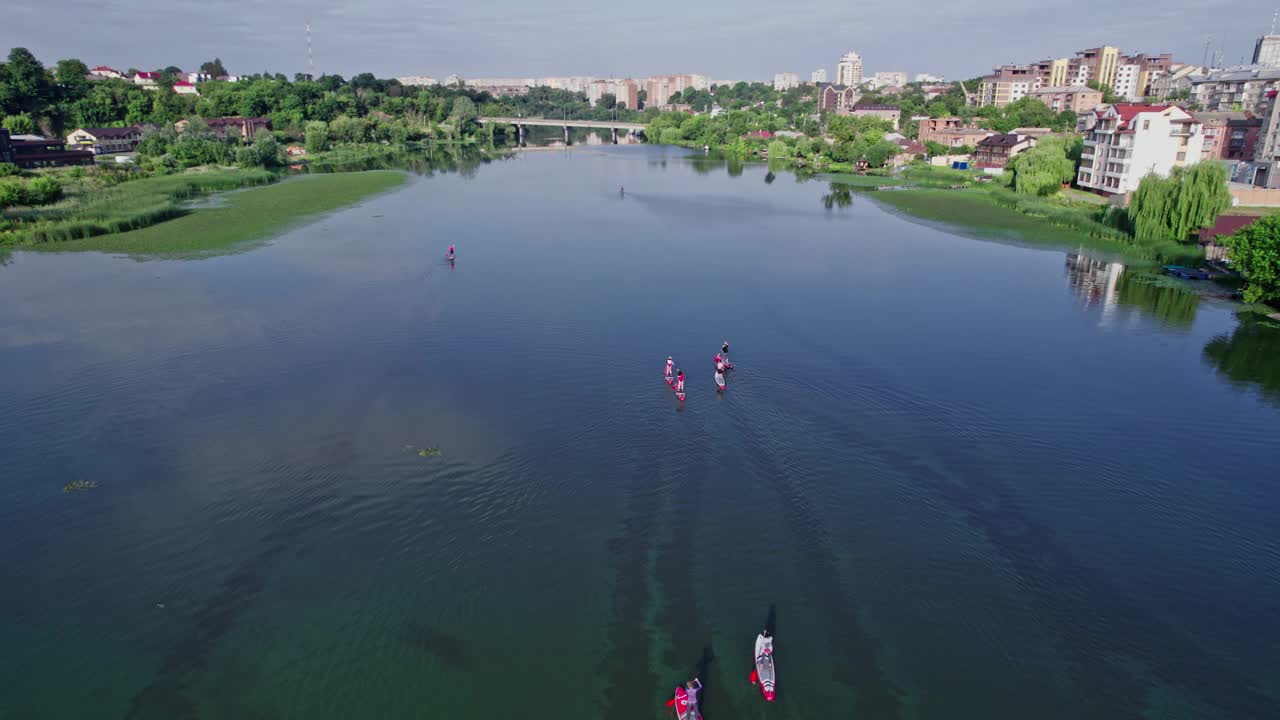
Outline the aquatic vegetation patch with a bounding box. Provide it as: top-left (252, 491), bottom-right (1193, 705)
top-left (63, 479), bottom-right (97, 493)
top-left (35, 171), bottom-right (406, 255)
top-left (405, 444), bottom-right (442, 457)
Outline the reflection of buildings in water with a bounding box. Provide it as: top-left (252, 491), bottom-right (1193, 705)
top-left (1066, 252), bottom-right (1201, 329)
top-left (1064, 253), bottom-right (1124, 316)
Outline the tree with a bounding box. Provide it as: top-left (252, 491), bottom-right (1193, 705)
top-left (28, 175), bottom-right (63, 204)
top-left (1127, 163), bottom-right (1232, 242)
top-left (925, 101), bottom-right (949, 118)
top-left (1087, 81), bottom-right (1122, 105)
top-left (1225, 215), bottom-right (1280, 304)
top-left (1006, 137), bottom-right (1076, 196)
top-left (449, 95), bottom-right (477, 129)
top-left (597, 93), bottom-right (616, 110)
top-left (2, 113), bottom-right (36, 134)
top-left (200, 58), bottom-right (228, 77)
top-left (305, 120), bottom-right (330, 153)
top-left (54, 58), bottom-right (90, 99)
top-left (1, 47), bottom-right (55, 117)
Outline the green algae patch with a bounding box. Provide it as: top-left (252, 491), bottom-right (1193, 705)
top-left (41, 171), bottom-right (407, 256)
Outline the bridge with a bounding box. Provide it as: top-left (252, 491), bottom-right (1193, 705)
top-left (478, 117), bottom-right (646, 144)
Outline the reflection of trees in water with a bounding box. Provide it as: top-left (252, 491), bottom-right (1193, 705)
top-left (764, 171), bottom-right (776, 184)
top-left (822, 183), bottom-right (853, 210)
top-left (304, 143), bottom-right (495, 178)
top-left (1115, 272), bottom-right (1199, 328)
top-left (1203, 318), bottom-right (1280, 401)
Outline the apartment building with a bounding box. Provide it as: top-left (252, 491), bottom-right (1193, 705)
top-left (868, 72), bottom-right (907, 89)
top-left (811, 69), bottom-right (827, 83)
top-left (917, 116), bottom-right (966, 143)
top-left (773, 72), bottom-right (800, 91)
top-left (1191, 66), bottom-right (1280, 113)
top-left (978, 65), bottom-right (1037, 107)
top-left (1029, 85), bottom-right (1103, 113)
top-left (816, 83), bottom-right (862, 113)
top-left (645, 75), bottom-right (696, 106)
top-left (850, 105), bottom-right (901, 130)
top-left (1254, 35), bottom-right (1280, 67)
top-left (1076, 104), bottom-right (1203, 195)
top-left (836, 52), bottom-right (864, 87)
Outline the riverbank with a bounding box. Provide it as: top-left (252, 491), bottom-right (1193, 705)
top-left (1, 168), bottom-right (275, 247)
top-left (869, 188), bottom-right (1202, 265)
top-left (40, 171), bottom-right (407, 255)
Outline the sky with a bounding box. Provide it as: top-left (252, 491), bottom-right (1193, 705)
top-left (2, 0), bottom-right (1276, 81)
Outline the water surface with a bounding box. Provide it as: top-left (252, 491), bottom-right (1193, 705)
top-left (2, 147), bottom-right (1278, 720)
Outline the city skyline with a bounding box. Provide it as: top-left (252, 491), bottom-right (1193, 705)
top-left (2, 0), bottom-right (1275, 81)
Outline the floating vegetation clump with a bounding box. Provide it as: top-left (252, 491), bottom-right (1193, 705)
top-left (418, 448), bottom-right (442, 458)
top-left (63, 480), bottom-right (98, 493)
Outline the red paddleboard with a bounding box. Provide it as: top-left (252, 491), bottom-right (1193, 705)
top-left (666, 375), bottom-right (674, 386)
top-left (670, 686), bottom-right (699, 720)
top-left (675, 391), bottom-right (686, 401)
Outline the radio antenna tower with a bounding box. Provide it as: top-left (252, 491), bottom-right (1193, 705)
top-left (307, 20), bottom-right (315, 78)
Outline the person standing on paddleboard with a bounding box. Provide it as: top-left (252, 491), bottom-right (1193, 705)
top-left (675, 370), bottom-right (685, 393)
top-left (666, 357), bottom-right (674, 382)
top-left (721, 341), bottom-right (730, 364)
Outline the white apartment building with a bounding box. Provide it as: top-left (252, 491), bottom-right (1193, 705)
top-left (836, 52), bottom-right (864, 87)
top-left (773, 72), bottom-right (800, 91)
top-left (868, 71), bottom-right (907, 89)
top-left (689, 74), bottom-right (712, 91)
top-left (811, 68), bottom-right (827, 83)
top-left (398, 76), bottom-right (439, 86)
top-left (914, 73), bottom-right (945, 83)
top-left (1077, 104), bottom-right (1204, 195)
top-left (1111, 63), bottom-right (1143, 100)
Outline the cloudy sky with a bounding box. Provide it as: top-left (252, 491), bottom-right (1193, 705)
top-left (2, 0), bottom-right (1275, 81)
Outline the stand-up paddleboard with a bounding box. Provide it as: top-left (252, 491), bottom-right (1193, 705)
top-left (668, 685), bottom-right (701, 720)
top-left (666, 375), bottom-right (674, 386)
top-left (715, 371), bottom-right (726, 392)
top-left (750, 635), bottom-right (776, 702)
top-left (676, 390), bottom-right (686, 401)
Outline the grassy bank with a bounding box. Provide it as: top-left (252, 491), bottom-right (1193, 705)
top-left (873, 188), bottom-right (1202, 265)
top-left (42, 171), bottom-right (407, 255)
top-left (2, 168), bottom-right (276, 246)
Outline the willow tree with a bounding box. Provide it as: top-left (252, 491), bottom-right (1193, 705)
top-left (1007, 137), bottom-right (1076, 196)
top-left (1127, 162), bottom-right (1232, 243)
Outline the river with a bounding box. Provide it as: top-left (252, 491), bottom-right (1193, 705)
top-left (1, 146), bottom-right (1277, 720)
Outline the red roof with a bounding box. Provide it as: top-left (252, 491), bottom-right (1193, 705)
top-left (1109, 104), bottom-right (1173, 129)
top-left (134, 71), bottom-right (159, 79)
top-left (742, 130), bottom-right (774, 139)
top-left (1199, 215), bottom-right (1258, 244)
top-left (90, 66), bottom-right (119, 73)
top-left (173, 81), bottom-right (195, 87)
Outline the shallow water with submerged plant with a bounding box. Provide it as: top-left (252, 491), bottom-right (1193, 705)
top-left (1, 146), bottom-right (1278, 720)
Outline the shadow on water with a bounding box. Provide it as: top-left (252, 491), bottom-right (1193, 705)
top-left (755, 294), bottom-right (1271, 718)
top-left (1203, 314), bottom-right (1280, 403)
top-left (721, 404), bottom-right (902, 719)
top-left (123, 450), bottom-right (352, 720)
top-left (764, 603), bottom-right (777, 637)
top-left (598, 442), bottom-right (660, 719)
top-left (822, 184), bottom-right (854, 211)
top-left (403, 620), bottom-right (468, 667)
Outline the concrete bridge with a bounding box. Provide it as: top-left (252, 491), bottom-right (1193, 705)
top-left (478, 117), bottom-right (646, 144)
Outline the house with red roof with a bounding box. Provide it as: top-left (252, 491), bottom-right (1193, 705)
top-left (172, 81), bottom-right (200, 96)
top-left (1076, 104), bottom-right (1204, 196)
top-left (741, 130), bottom-right (774, 140)
top-left (131, 71), bottom-right (160, 89)
top-left (88, 66), bottom-right (123, 79)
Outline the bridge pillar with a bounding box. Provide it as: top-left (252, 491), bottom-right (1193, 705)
top-left (612, 127), bottom-right (619, 144)
top-left (564, 125), bottom-right (570, 145)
